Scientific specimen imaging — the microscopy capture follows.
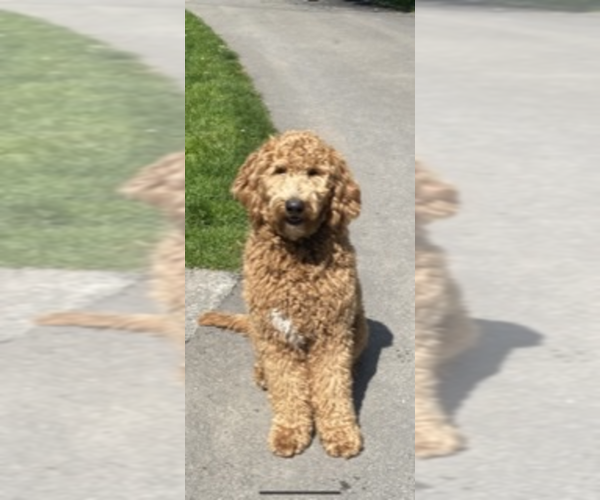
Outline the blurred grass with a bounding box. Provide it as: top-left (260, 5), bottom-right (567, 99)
top-left (0, 11), bottom-right (183, 270)
top-left (185, 11), bottom-right (275, 270)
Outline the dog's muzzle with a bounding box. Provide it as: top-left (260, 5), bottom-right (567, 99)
top-left (285, 198), bottom-right (305, 226)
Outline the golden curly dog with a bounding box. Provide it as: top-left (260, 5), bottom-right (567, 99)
top-left (416, 161), bottom-right (478, 458)
top-left (199, 131), bottom-right (368, 459)
top-left (37, 153), bottom-right (185, 379)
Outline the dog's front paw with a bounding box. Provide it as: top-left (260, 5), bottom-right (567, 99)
top-left (319, 423), bottom-right (363, 458)
top-left (269, 424), bottom-right (312, 458)
top-left (415, 424), bottom-right (465, 459)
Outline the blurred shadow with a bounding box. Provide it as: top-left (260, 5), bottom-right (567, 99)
top-left (343, 0), bottom-right (387, 5)
top-left (417, 0), bottom-right (600, 12)
top-left (440, 319), bottom-right (543, 415)
top-left (339, 0), bottom-right (409, 10)
top-left (353, 318), bottom-right (395, 416)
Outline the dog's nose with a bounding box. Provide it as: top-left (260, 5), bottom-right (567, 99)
top-left (285, 199), bottom-right (305, 216)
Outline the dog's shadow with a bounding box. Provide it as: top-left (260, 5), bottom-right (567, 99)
top-left (440, 319), bottom-right (544, 416)
top-left (353, 319), bottom-right (395, 416)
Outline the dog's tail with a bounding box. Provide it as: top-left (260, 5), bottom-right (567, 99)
top-left (198, 311), bottom-right (249, 336)
top-left (37, 312), bottom-right (172, 335)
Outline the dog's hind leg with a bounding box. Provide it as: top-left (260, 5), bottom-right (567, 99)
top-left (351, 306), bottom-right (369, 364)
top-left (253, 361), bottom-right (267, 390)
top-left (198, 312), bottom-right (249, 335)
top-left (351, 284), bottom-right (369, 364)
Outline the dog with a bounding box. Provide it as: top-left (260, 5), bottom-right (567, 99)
top-left (199, 130), bottom-right (368, 458)
top-left (415, 161), bottom-right (478, 458)
top-left (37, 152), bottom-right (185, 379)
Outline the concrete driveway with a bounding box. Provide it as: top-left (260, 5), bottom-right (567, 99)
top-left (417, 4), bottom-right (600, 499)
top-left (186, 1), bottom-right (414, 498)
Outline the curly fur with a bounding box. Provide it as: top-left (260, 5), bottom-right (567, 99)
top-left (415, 161), bottom-right (478, 458)
top-left (37, 152), bottom-right (185, 379)
top-left (199, 131), bottom-right (368, 458)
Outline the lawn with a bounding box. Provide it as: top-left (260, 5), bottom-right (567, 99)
top-left (185, 11), bottom-right (275, 270)
top-left (0, 11), bottom-right (183, 270)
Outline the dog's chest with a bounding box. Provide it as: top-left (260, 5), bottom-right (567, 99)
top-left (245, 251), bottom-right (357, 343)
top-left (268, 309), bottom-right (306, 348)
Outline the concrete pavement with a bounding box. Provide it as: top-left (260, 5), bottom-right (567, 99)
top-left (0, 2), bottom-right (184, 499)
top-left (186, 1), bottom-right (414, 498)
top-left (417, 4), bottom-right (600, 499)
top-left (185, 269), bottom-right (237, 342)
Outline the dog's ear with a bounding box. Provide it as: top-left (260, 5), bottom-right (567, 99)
top-left (328, 152), bottom-right (362, 229)
top-left (231, 151), bottom-right (264, 224)
top-left (416, 161), bottom-right (459, 224)
top-left (120, 152), bottom-right (185, 223)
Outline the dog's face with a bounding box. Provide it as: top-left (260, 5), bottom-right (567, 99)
top-left (416, 161), bottom-right (459, 225)
top-left (233, 131), bottom-right (361, 240)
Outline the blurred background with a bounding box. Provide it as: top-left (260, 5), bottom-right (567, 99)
top-left (417, 0), bottom-right (600, 498)
top-left (0, 2), bottom-right (183, 499)
top-left (418, 0), bottom-right (599, 10)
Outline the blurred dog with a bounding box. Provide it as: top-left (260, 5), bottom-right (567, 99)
top-left (37, 152), bottom-right (185, 379)
top-left (415, 161), bottom-right (478, 458)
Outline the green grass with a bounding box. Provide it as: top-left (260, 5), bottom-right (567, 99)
top-left (185, 11), bottom-right (275, 270)
top-left (0, 12), bottom-right (183, 270)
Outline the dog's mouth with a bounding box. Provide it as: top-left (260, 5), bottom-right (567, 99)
top-left (285, 215), bottom-right (304, 226)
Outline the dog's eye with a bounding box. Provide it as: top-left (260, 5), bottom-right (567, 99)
top-left (273, 166), bottom-right (287, 175)
top-left (307, 168), bottom-right (320, 177)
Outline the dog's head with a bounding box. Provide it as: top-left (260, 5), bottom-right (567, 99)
top-left (416, 161), bottom-right (459, 225)
top-left (232, 131), bottom-right (361, 241)
top-left (120, 152), bottom-right (185, 228)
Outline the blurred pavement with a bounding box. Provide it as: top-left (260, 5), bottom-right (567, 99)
top-left (0, 2), bottom-right (184, 499)
top-left (417, 4), bottom-right (600, 499)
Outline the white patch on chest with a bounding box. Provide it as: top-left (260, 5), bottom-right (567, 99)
top-left (269, 309), bottom-right (305, 348)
